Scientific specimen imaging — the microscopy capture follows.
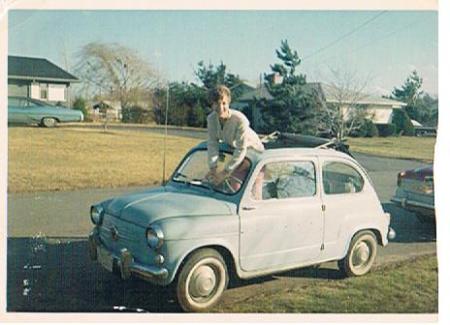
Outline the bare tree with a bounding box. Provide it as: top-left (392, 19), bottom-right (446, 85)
top-left (318, 68), bottom-right (373, 140)
top-left (74, 42), bottom-right (160, 127)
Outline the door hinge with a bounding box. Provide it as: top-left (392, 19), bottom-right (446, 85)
top-left (321, 204), bottom-right (326, 212)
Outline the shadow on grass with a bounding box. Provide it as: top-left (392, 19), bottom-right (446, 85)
top-left (7, 237), bottom-right (340, 313)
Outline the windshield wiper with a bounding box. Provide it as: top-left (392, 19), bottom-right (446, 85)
top-left (173, 172), bottom-right (214, 192)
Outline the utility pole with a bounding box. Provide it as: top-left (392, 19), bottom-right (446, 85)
top-left (162, 83), bottom-right (169, 184)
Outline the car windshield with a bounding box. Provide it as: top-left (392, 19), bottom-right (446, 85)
top-left (172, 149), bottom-right (251, 195)
top-left (30, 98), bottom-right (53, 107)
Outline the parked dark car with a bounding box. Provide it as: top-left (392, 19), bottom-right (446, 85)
top-left (8, 96), bottom-right (84, 127)
top-left (391, 165), bottom-right (435, 223)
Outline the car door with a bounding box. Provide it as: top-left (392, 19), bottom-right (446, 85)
top-left (319, 157), bottom-right (379, 258)
top-left (8, 97), bottom-right (29, 123)
top-left (238, 157), bottom-right (324, 272)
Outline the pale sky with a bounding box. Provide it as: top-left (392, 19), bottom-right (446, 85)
top-left (8, 10), bottom-right (438, 96)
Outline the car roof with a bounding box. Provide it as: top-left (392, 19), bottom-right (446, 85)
top-left (193, 141), bottom-right (355, 163)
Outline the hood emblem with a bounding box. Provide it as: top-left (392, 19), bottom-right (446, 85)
top-left (110, 226), bottom-right (120, 241)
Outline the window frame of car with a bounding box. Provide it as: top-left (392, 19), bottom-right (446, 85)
top-left (319, 157), bottom-right (367, 197)
top-left (169, 147), bottom-right (254, 197)
top-left (242, 155), bottom-right (320, 204)
top-left (28, 98), bottom-right (51, 107)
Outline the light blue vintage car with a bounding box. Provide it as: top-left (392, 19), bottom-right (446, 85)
top-left (88, 134), bottom-right (395, 312)
top-left (8, 96), bottom-right (84, 127)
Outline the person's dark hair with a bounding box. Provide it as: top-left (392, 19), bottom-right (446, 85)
top-left (209, 85), bottom-right (231, 105)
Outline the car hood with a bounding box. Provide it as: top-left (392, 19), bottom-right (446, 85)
top-left (104, 187), bottom-right (235, 226)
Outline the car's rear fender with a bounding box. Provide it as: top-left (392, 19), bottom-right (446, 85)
top-left (338, 224), bottom-right (388, 260)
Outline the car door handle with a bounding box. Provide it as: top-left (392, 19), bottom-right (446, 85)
top-left (242, 206), bottom-right (256, 211)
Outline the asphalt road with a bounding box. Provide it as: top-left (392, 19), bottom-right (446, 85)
top-left (6, 126), bottom-right (436, 312)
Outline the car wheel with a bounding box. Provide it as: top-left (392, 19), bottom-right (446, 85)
top-left (176, 248), bottom-right (228, 312)
top-left (338, 230), bottom-right (377, 277)
top-left (41, 117), bottom-right (57, 128)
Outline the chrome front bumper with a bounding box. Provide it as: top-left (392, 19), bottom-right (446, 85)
top-left (391, 197), bottom-right (434, 211)
top-left (88, 232), bottom-right (169, 282)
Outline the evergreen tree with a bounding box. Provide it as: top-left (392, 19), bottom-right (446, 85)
top-left (195, 61), bottom-right (245, 102)
top-left (260, 40), bottom-right (319, 134)
top-left (391, 70), bottom-right (423, 121)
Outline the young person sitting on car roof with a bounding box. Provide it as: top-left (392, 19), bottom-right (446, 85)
top-left (205, 84), bottom-right (265, 187)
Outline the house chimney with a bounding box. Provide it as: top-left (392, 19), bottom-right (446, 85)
top-left (272, 73), bottom-right (283, 84)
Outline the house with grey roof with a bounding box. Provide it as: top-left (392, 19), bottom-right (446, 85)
top-left (8, 55), bottom-right (79, 106)
top-left (232, 81), bottom-right (406, 133)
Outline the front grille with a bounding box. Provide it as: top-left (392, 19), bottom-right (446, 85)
top-left (99, 214), bottom-right (155, 265)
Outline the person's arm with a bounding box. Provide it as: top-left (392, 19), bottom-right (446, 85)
top-left (207, 115), bottom-right (219, 171)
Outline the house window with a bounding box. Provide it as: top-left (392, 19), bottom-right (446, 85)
top-left (40, 84), bottom-right (48, 100)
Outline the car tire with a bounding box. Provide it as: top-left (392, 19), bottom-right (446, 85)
top-left (338, 230), bottom-right (377, 277)
top-left (41, 117), bottom-right (57, 128)
top-left (176, 248), bottom-right (228, 312)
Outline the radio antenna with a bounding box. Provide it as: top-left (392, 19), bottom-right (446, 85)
top-left (162, 84), bottom-right (169, 185)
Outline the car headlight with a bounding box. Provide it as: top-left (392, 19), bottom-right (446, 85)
top-left (146, 225), bottom-right (164, 249)
top-left (90, 205), bottom-right (104, 225)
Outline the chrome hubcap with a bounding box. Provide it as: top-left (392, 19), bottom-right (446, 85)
top-left (189, 265), bottom-right (217, 298)
top-left (353, 241), bottom-right (371, 267)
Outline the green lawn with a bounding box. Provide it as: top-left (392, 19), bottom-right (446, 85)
top-left (212, 255), bottom-right (438, 313)
top-left (347, 136), bottom-right (435, 162)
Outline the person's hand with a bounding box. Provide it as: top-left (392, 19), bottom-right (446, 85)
top-left (204, 168), bottom-right (218, 183)
top-left (212, 170), bottom-right (230, 186)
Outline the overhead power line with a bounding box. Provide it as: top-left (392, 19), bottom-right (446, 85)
top-left (303, 11), bottom-right (387, 60)
top-left (313, 18), bottom-right (426, 67)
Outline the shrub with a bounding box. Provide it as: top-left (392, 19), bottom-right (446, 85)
top-left (122, 105), bottom-right (154, 124)
top-left (392, 109), bottom-right (415, 136)
top-left (72, 96), bottom-right (89, 120)
top-left (350, 119), bottom-right (379, 137)
top-left (376, 123), bottom-right (397, 137)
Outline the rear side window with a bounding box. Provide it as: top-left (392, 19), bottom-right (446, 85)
top-left (251, 161), bottom-right (316, 200)
top-left (322, 161), bottom-right (364, 194)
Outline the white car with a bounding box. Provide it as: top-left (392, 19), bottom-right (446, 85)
top-left (89, 133), bottom-right (395, 312)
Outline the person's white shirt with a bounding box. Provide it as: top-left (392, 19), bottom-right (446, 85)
top-left (207, 109), bottom-right (264, 173)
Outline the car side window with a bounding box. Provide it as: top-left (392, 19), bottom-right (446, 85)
top-left (322, 161), bottom-right (364, 194)
top-left (251, 161), bottom-right (316, 200)
top-left (27, 99), bottom-right (41, 107)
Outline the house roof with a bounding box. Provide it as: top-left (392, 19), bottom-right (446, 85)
top-left (92, 100), bottom-right (121, 111)
top-left (236, 82), bottom-right (325, 102)
top-left (236, 84), bottom-right (273, 101)
top-left (321, 84), bottom-right (406, 107)
top-left (8, 55), bottom-right (79, 82)
top-left (235, 81), bottom-right (406, 108)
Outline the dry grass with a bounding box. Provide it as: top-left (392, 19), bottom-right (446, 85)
top-left (8, 127), bottom-right (436, 193)
top-left (347, 136), bottom-right (436, 162)
top-left (8, 127), bottom-right (200, 193)
top-left (212, 255), bottom-right (438, 313)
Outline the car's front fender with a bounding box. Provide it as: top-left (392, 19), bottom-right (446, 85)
top-left (156, 214), bottom-right (240, 284)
